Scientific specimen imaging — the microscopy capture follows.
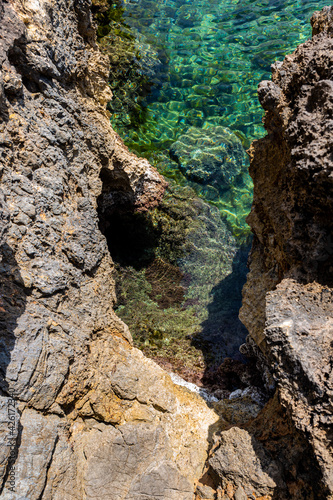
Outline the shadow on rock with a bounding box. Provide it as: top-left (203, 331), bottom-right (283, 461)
top-left (101, 211), bottom-right (160, 269)
top-left (202, 392), bottom-right (328, 500)
top-left (0, 243), bottom-right (27, 396)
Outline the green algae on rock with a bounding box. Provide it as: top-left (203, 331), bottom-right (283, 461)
top-left (0, 2), bottom-right (221, 497)
top-left (92, 0), bottom-right (252, 375)
top-left (94, 0), bottom-right (331, 381)
top-left (110, 181), bottom-right (249, 378)
top-left (94, 0), bottom-right (330, 242)
top-left (92, 0), bottom-right (164, 130)
top-left (169, 125), bottom-right (252, 240)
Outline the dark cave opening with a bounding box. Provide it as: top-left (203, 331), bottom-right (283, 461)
top-left (99, 210), bottom-right (159, 270)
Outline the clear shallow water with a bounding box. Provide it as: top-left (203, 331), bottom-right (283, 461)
top-left (116, 0), bottom-right (325, 139)
top-left (97, 0), bottom-right (328, 378)
top-left (104, 0), bottom-right (328, 238)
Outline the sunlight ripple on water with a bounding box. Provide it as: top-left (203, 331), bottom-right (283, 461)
top-left (107, 0), bottom-right (328, 236)
top-left (99, 0), bottom-right (328, 375)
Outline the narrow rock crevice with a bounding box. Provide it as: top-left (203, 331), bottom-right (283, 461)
top-left (0, 1), bottom-right (332, 498)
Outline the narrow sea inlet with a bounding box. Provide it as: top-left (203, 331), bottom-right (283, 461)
top-left (96, 0), bottom-right (328, 384)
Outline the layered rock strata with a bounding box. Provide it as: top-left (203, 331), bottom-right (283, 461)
top-left (0, 1), bottom-right (218, 498)
top-left (239, 6), bottom-right (333, 498)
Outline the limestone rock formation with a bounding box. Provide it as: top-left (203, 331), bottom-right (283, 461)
top-left (238, 6), bottom-right (333, 498)
top-left (209, 426), bottom-right (283, 497)
top-left (0, 0), bottom-right (218, 498)
top-left (0, 191), bottom-right (9, 246)
top-left (2, 0), bottom-right (333, 498)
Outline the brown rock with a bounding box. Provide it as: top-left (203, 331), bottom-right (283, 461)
top-left (239, 5), bottom-right (333, 498)
top-left (0, 1), bottom-right (215, 498)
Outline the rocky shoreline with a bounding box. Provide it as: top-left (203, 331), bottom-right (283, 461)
top-left (239, 7), bottom-right (333, 495)
top-left (0, 1), bottom-right (332, 499)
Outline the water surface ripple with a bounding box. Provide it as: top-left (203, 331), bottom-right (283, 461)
top-left (100, 0), bottom-right (327, 380)
top-left (108, 0), bottom-right (327, 236)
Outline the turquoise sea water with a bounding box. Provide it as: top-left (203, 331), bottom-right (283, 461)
top-left (97, 0), bottom-right (328, 378)
top-left (112, 0), bottom-right (325, 137)
top-left (103, 0), bottom-right (328, 238)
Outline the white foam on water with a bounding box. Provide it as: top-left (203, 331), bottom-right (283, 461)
top-left (170, 372), bottom-right (219, 403)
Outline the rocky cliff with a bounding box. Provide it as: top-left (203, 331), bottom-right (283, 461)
top-left (0, 0), bottom-right (333, 499)
top-left (239, 6), bottom-right (333, 499)
top-left (0, 1), bottom-right (219, 498)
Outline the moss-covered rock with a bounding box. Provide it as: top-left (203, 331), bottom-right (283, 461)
top-left (93, 0), bottom-right (251, 376)
top-left (93, 0), bottom-right (166, 129)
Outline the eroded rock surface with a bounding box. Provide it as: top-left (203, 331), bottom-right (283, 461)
top-left (2, 0), bottom-right (333, 498)
top-left (0, 0), bottom-right (217, 498)
top-left (209, 426), bottom-right (283, 497)
top-left (238, 6), bottom-right (333, 498)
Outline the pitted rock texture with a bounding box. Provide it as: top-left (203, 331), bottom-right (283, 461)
top-left (209, 426), bottom-right (283, 497)
top-left (239, 6), bottom-right (333, 498)
top-left (0, 191), bottom-right (9, 246)
top-left (0, 1), bottom-right (216, 498)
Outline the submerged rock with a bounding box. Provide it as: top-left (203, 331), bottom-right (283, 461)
top-left (111, 181), bottom-right (249, 376)
top-left (0, 1), bottom-right (217, 498)
top-left (1, 0), bottom-right (333, 498)
top-left (170, 125), bottom-right (246, 190)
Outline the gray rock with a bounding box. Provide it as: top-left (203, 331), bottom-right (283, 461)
top-left (1, 408), bottom-right (60, 499)
top-left (0, 191), bottom-right (9, 249)
top-left (196, 483), bottom-right (216, 499)
top-left (0, 396), bottom-right (20, 490)
top-left (0, 1), bottom-right (214, 499)
top-left (240, 5), bottom-right (333, 498)
top-left (209, 427), bottom-right (282, 497)
top-left (41, 420), bottom-right (195, 500)
top-left (234, 486), bottom-right (247, 500)
top-left (1, 0), bottom-right (332, 498)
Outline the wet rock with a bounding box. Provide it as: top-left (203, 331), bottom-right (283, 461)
top-left (112, 181), bottom-right (248, 374)
top-left (170, 125), bottom-right (246, 190)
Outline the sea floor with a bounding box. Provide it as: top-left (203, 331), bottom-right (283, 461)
top-left (95, 0), bottom-right (328, 383)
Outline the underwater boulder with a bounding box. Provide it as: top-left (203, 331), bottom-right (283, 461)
top-left (169, 125), bottom-right (246, 191)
